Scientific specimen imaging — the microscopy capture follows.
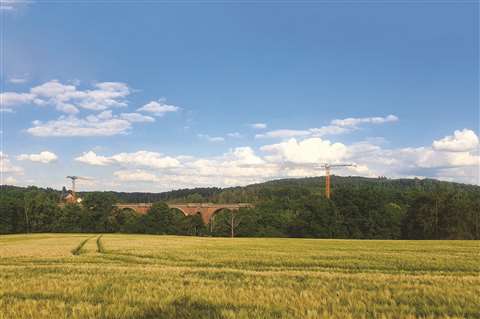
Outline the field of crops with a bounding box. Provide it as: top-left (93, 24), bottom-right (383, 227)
top-left (0, 234), bottom-right (478, 319)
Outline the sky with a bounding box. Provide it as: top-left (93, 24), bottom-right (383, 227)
top-left (1, 0), bottom-right (479, 192)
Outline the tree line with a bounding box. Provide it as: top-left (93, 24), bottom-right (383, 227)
top-left (1, 177), bottom-right (479, 239)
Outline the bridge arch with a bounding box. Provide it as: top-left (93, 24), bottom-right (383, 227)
top-left (113, 203), bottom-right (253, 225)
top-left (117, 206), bottom-right (138, 214)
top-left (169, 205), bottom-right (203, 218)
top-left (114, 203), bottom-right (152, 214)
top-left (202, 207), bottom-right (233, 225)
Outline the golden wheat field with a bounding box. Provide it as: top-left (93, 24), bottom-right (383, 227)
top-left (0, 234), bottom-right (478, 319)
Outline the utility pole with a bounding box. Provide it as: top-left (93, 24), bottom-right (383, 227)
top-left (24, 198), bottom-right (29, 234)
top-left (210, 215), bottom-right (215, 233)
top-left (434, 196), bottom-right (439, 239)
top-left (230, 211), bottom-right (234, 238)
top-left (474, 200), bottom-right (479, 240)
top-left (228, 209), bottom-right (242, 238)
top-left (325, 165), bottom-right (331, 199)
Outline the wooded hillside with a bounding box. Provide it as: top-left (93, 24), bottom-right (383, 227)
top-left (1, 176), bottom-right (479, 239)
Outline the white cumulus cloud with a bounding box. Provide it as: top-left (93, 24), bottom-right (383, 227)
top-left (8, 77), bottom-right (28, 84)
top-left (137, 99), bottom-right (180, 116)
top-left (119, 113), bottom-right (155, 123)
top-left (261, 137), bottom-right (348, 165)
top-left (26, 108), bottom-right (159, 137)
top-left (32, 80), bottom-right (130, 112)
top-left (197, 134), bottom-right (225, 142)
top-left (0, 92), bottom-right (34, 106)
top-left (227, 132), bottom-right (242, 138)
top-left (432, 129), bottom-right (479, 152)
top-left (76, 150), bottom-right (181, 169)
top-left (5, 80), bottom-right (176, 137)
top-left (114, 169), bottom-right (160, 182)
top-left (110, 151), bottom-right (181, 169)
top-left (258, 115), bottom-right (399, 139)
top-left (331, 114), bottom-right (398, 127)
top-left (256, 129), bottom-right (311, 139)
top-left (17, 151), bottom-right (58, 163)
top-left (3, 80), bottom-right (131, 114)
top-left (0, 152), bottom-right (23, 174)
top-left (27, 115), bottom-right (132, 137)
top-left (75, 151), bottom-right (112, 166)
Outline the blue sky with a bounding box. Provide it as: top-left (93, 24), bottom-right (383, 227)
top-left (1, 1), bottom-right (479, 191)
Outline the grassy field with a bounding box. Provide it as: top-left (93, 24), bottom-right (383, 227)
top-left (0, 234), bottom-right (478, 319)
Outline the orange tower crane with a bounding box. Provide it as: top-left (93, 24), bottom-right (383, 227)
top-left (320, 164), bottom-right (356, 199)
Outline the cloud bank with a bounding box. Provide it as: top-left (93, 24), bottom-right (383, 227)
top-left (72, 129), bottom-right (479, 189)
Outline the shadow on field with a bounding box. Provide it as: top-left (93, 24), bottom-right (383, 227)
top-left (128, 296), bottom-right (283, 319)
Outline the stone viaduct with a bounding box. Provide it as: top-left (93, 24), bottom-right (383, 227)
top-left (114, 203), bottom-right (253, 224)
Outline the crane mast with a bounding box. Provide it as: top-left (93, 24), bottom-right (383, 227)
top-left (325, 165), bottom-right (331, 199)
top-left (66, 176), bottom-right (90, 202)
top-left (66, 176), bottom-right (78, 198)
top-left (320, 164), bottom-right (355, 199)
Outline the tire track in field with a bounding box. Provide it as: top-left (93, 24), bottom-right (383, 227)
top-left (71, 236), bottom-right (95, 256)
top-left (94, 235), bottom-right (178, 265)
top-left (71, 237), bottom-right (93, 256)
top-left (96, 235), bottom-right (105, 253)
top-left (94, 236), bottom-right (160, 264)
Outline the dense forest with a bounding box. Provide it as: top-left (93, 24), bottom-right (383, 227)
top-left (1, 176), bottom-right (479, 239)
